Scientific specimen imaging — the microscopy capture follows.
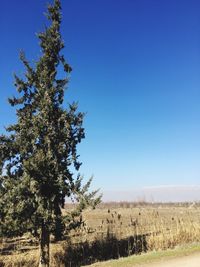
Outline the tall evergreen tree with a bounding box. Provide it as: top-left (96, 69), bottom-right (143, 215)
top-left (0, 1), bottom-right (100, 266)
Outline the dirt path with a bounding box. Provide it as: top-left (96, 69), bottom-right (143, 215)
top-left (141, 253), bottom-right (200, 267)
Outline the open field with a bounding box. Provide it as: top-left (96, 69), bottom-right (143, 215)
top-left (1, 203), bottom-right (200, 266)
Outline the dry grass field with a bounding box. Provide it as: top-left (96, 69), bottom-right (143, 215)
top-left (1, 202), bottom-right (200, 266)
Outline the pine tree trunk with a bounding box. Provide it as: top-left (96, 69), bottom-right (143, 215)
top-left (39, 223), bottom-right (50, 267)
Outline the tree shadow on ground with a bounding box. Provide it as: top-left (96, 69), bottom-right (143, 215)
top-left (0, 237), bottom-right (38, 256)
top-left (57, 233), bottom-right (149, 267)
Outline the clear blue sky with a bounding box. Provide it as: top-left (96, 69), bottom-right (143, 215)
top-left (0, 0), bottom-right (200, 196)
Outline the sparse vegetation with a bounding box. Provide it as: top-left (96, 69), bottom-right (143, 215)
top-left (1, 202), bottom-right (200, 266)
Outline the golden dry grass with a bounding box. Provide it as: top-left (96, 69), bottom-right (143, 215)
top-left (73, 205), bottom-right (200, 248)
top-left (1, 204), bottom-right (200, 266)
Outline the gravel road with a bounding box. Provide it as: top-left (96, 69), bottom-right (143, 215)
top-left (141, 253), bottom-right (200, 267)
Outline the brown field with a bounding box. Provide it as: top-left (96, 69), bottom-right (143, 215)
top-left (1, 202), bottom-right (200, 266)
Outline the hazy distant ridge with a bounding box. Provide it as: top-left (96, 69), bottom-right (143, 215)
top-left (103, 185), bottom-right (200, 202)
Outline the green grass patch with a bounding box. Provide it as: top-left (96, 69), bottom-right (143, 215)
top-left (86, 243), bottom-right (200, 267)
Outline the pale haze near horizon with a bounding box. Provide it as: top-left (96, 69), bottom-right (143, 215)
top-left (102, 186), bottom-right (200, 203)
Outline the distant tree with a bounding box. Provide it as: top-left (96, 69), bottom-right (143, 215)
top-left (0, 1), bottom-right (101, 266)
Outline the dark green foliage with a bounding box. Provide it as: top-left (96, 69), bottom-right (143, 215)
top-left (0, 0), bottom-right (101, 241)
